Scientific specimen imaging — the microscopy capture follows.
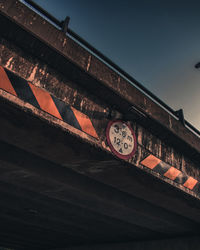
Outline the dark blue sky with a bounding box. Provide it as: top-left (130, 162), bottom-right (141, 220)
top-left (23, 0), bottom-right (200, 129)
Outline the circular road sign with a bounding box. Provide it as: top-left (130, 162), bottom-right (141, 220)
top-left (106, 120), bottom-right (137, 160)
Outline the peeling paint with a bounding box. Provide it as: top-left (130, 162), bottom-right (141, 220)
top-left (5, 57), bottom-right (13, 69)
top-left (117, 76), bottom-right (120, 83)
top-left (137, 127), bottom-right (143, 145)
top-left (39, 68), bottom-right (46, 76)
top-left (86, 55), bottom-right (91, 71)
top-left (169, 115), bottom-right (172, 129)
top-left (181, 156), bottom-right (185, 172)
top-left (135, 146), bottom-right (142, 166)
top-left (171, 151), bottom-right (174, 165)
top-left (158, 143), bottom-right (162, 158)
top-left (72, 90), bottom-right (78, 105)
top-left (62, 38), bottom-right (67, 47)
top-left (144, 97), bottom-right (147, 107)
top-left (28, 65), bottom-right (38, 82)
top-left (80, 99), bottom-right (84, 110)
top-left (102, 141), bottom-right (111, 152)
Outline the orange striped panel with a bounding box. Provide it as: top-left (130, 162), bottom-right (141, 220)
top-left (183, 177), bottom-right (198, 190)
top-left (71, 107), bottom-right (98, 139)
top-left (29, 83), bottom-right (62, 120)
top-left (0, 66), bottom-right (17, 96)
top-left (141, 155), bottom-right (161, 169)
top-left (164, 167), bottom-right (181, 180)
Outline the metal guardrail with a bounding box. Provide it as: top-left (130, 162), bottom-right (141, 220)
top-left (23, 0), bottom-right (200, 137)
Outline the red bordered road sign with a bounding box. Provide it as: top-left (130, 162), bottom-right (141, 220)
top-left (106, 120), bottom-right (137, 160)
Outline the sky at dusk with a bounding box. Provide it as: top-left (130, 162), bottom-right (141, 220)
top-left (22, 0), bottom-right (200, 129)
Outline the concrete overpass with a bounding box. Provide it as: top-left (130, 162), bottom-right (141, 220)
top-left (0, 0), bottom-right (200, 249)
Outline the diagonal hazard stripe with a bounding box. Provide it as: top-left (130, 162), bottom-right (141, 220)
top-left (174, 172), bottom-right (188, 185)
top-left (183, 177), bottom-right (198, 190)
top-left (51, 96), bottom-right (82, 131)
top-left (0, 67), bottom-right (99, 139)
top-left (164, 167), bottom-right (181, 180)
top-left (0, 66), bottom-right (17, 96)
top-left (141, 154), bottom-right (199, 193)
top-left (153, 161), bottom-right (171, 175)
top-left (71, 107), bottom-right (98, 139)
top-left (5, 69), bottom-right (40, 108)
top-left (28, 83), bottom-right (63, 120)
top-left (141, 154), bottom-right (161, 169)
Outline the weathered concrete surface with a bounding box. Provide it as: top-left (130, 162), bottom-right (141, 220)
top-left (0, 0), bottom-right (199, 249)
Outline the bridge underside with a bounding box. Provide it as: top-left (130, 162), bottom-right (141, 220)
top-left (0, 88), bottom-right (200, 250)
top-left (0, 1), bottom-right (200, 249)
